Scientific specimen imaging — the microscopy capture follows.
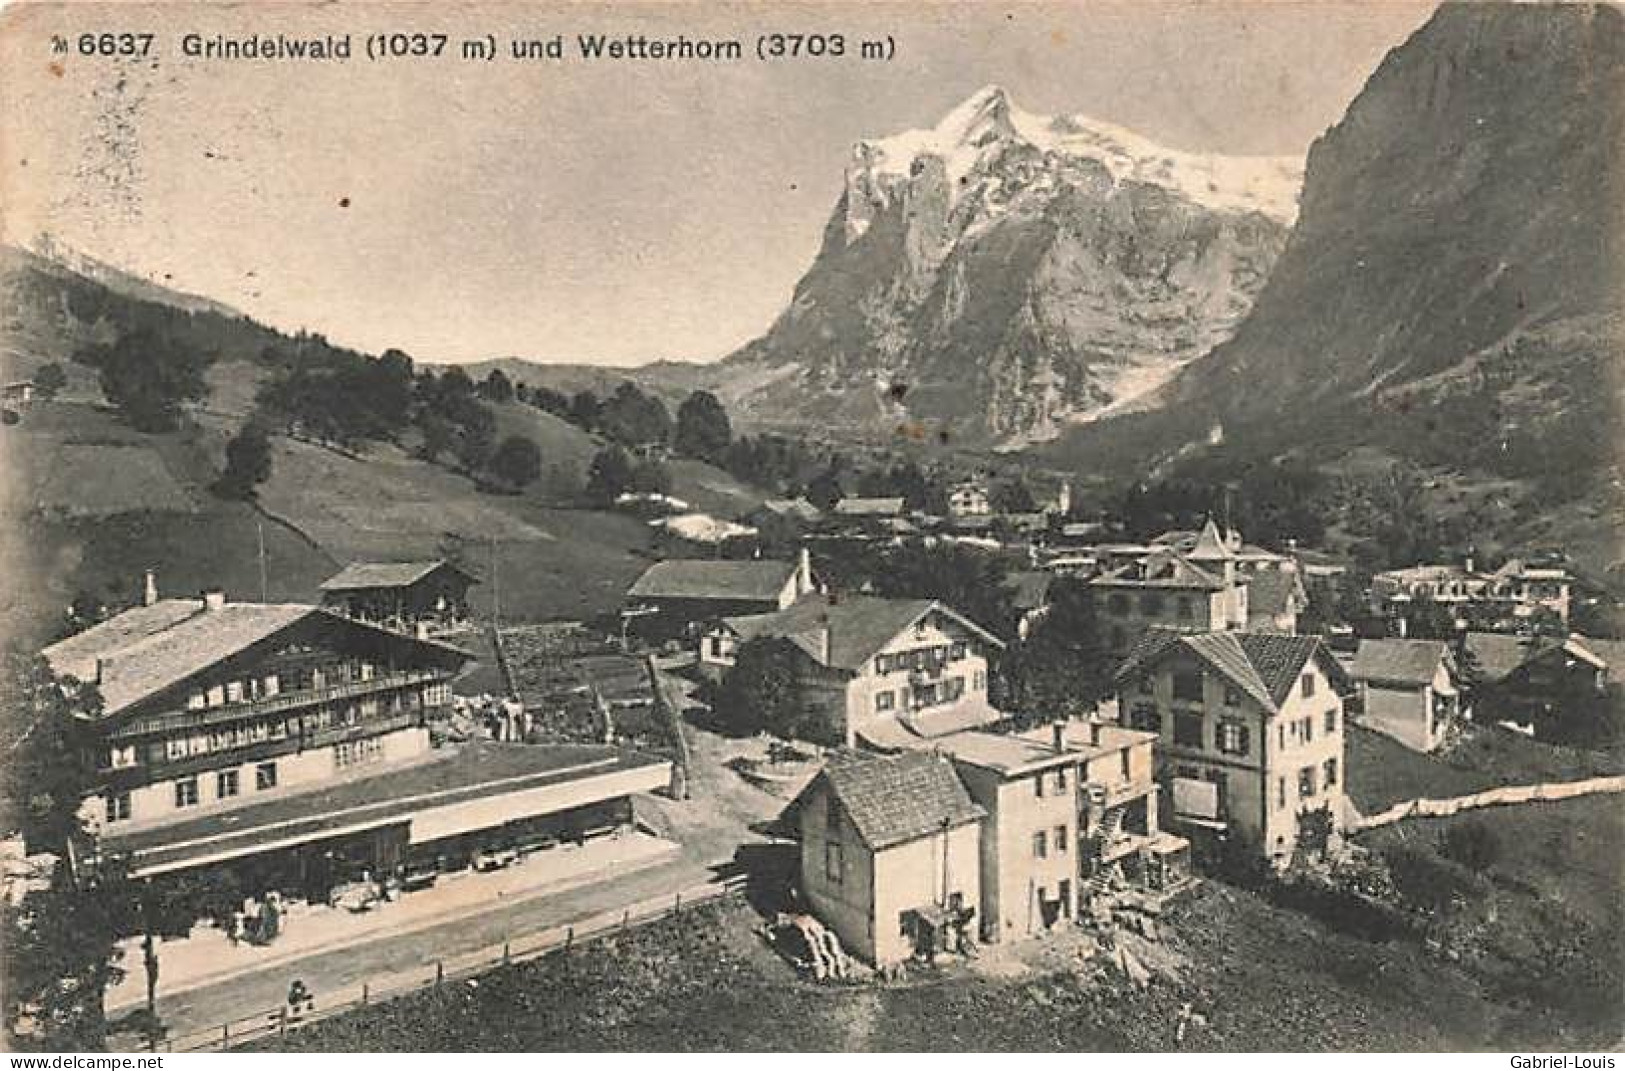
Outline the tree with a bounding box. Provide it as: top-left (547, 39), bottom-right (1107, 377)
top-left (1000, 578), bottom-right (1116, 722)
top-left (488, 434), bottom-right (542, 489)
top-left (713, 638), bottom-right (807, 738)
top-left (992, 477), bottom-right (1037, 514)
top-left (90, 329), bottom-right (208, 432)
top-left (569, 390), bottom-right (601, 430)
top-left (598, 382), bottom-right (671, 449)
top-left (806, 466), bottom-right (844, 511)
top-left (629, 458), bottom-right (672, 495)
top-left (213, 423), bottom-right (273, 500)
top-left (0, 655), bottom-right (125, 1051)
top-left (479, 369), bottom-right (515, 404)
top-left (674, 390), bottom-right (732, 464)
top-left (585, 445), bottom-right (634, 506)
top-left (33, 362), bottom-right (66, 400)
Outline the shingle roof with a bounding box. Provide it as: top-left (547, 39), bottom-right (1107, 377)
top-left (1350, 638), bottom-right (1450, 688)
top-left (1115, 629), bottom-right (1338, 714)
top-left (723, 595), bottom-right (1003, 672)
top-left (627, 558), bottom-right (798, 602)
top-left (1461, 632), bottom-right (1530, 683)
top-left (44, 600), bottom-right (317, 714)
top-left (320, 560), bottom-right (475, 592)
top-left (42, 599), bottom-right (471, 716)
top-left (813, 750), bottom-right (984, 850)
top-left (1247, 569), bottom-right (1306, 618)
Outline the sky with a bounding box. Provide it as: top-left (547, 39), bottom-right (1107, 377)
top-left (0, 1), bottom-right (1438, 366)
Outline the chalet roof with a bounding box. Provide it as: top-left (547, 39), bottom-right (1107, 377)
top-left (1573, 635), bottom-right (1625, 681)
top-left (1349, 638), bottom-right (1451, 688)
top-left (42, 599), bottom-right (470, 716)
top-left (1461, 632), bottom-right (1533, 683)
top-left (1247, 569), bottom-right (1306, 618)
top-left (722, 594), bottom-right (1004, 672)
top-left (627, 558), bottom-right (798, 602)
top-left (834, 497), bottom-right (906, 517)
top-left (1115, 630), bottom-right (1341, 714)
top-left (319, 560), bottom-right (475, 592)
top-left (806, 750), bottom-right (984, 851)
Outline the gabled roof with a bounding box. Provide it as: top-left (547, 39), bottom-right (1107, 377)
top-left (320, 559), bottom-right (476, 592)
top-left (1187, 520), bottom-right (1234, 561)
top-left (1349, 638), bottom-right (1451, 688)
top-left (721, 594), bottom-right (1003, 672)
top-left (1461, 631), bottom-right (1533, 682)
top-left (627, 558), bottom-right (798, 602)
top-left (1115, 630), bottom-right (1342, 714)
top-left (801, 750), bottom-right (984, 851)
top-left (834, 497), bottom-right (905, 517)
top-left (1247, 568), bottom-right (1307, 618)
top-left (42, 599), bottom-right (471, 716)
top-left (652, 513), bottom-right (758, 545)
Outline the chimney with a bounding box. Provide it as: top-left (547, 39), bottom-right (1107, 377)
top-left (1464, 555), bottom-right (1475, 575)
top-left (202, 589), bottom-right (226, 612)
top-left (797, 546), bottom-right (813, 595)
top-left (1088, 717), bottom-right (1103, 747)
top-left (1051, 722), bottom-right (1066, 754)
top-left (143, 569), bottom-right (158, 607)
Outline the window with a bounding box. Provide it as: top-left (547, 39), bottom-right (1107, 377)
top-left (1137, 676), bottom-right (1153, 695)
top-left (1277, 778), bottom-right (1287, 810)
top-left (1217, 721), bottom-right (1250, 756)
top-left (226, 681), bottom-right (244, 703)
top-left (336, 738), bottom-right (384, 769)
top-left (825, 841), bottom-right (843, 884)
top-left (263, 674), bottom-right (280, 697)
top-left (1298, 766), bottom-right (1317, 798)
top-left (1173, 712), bottom-right (1204, 748)
top-left (105, 792), bottom-right (131, 824)
top-left (1222, 685), bottom-right (1243, 707)
top-left (826, 794), bottom-right (840, 831)
top-left (255, 762), bottom-right (278, 791)
top-left (108, 744), bottom-right (137, 769)
top-left (1120, 749), bottom-right (1131, 782)
top-left (950, 642), bottom-right (967, 661)
top-left (205, 684), bottom-right (226, 708)
top-left (1300, 717), bottom-right (1313, 743)
top-left (216, 770), bottom-right (240, 799)
top-left (1279, 723), bottom-right (1286, 750)
top-left (1128, 703), bottom-right (1162, 733)
top-left (1177, 596), bottom-right (1194, 621)
top-left (972, 670), bottom-right (986, 691)
top-left (876, 654), bottom-right (892, 674)
top-left (1054, 825), bottom-right (1069, 853)
top-left (875, 690), bottom-right (895, 712)
top-left (1034, 774), bottom-right (1045, 799)
top-left (1301, 672), bottom-right (1316, 698)
top-left (1323, 757), bottom-right (1339, 788)
top-left (186, 692), bottom-right (206, 711)
top-left (1032, 831), bottom-right (1048, 859)
top-left (1324, 708), bottom-right (1338, 734)
top-left (945, 676), bottom-right (965, 702)
top-left (1172, 671), bottom-right (1203, 703)
top-left (1053, 768), bottom-right (1067, 794)
top-left (174, 777), bottom-right (199, 808)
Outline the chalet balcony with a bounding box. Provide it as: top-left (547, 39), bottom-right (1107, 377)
top-left (108, 670), bottom-right (448, 742)
top-left (1081, 777), bottom-right (1154, 812)
top-left (100, 709), bottom-right (425, 783)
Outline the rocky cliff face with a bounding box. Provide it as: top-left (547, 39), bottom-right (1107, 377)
top-left (719, 87), bottom-right (1300, 448)
top-left (1067, 3), bottom-right (1625, 480)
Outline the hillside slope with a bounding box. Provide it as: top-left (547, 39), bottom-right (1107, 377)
top-left (1049, 3), bottom-right (1624, 493)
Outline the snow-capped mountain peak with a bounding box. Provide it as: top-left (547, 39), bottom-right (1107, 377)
top-left (850, 86), bottom-right (1303, 229)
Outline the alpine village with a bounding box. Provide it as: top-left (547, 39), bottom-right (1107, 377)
top-left (2, 2), bottom-right (1622, 1055)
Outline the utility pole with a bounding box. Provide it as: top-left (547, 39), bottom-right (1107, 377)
top-left (257, 520), bottom-right (269, 601)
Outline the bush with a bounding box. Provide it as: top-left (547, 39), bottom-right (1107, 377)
top-left (1382, 842), bottom-right (1487, 917)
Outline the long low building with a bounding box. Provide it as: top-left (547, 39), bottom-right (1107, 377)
top-left (42, 585), bottom-right (671, 901)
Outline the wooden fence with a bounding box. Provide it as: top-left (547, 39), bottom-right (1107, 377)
top-left (148, 874), bottom-right (747, 1054)
top-left (1349, 774), bottom-right (1625, 832)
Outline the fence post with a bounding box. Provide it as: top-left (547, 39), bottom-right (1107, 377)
top-left (361, 983), bottom-right (369, 1005)
top-left (435, 960), bottom-right (444, 986)
top-left (565, 925), bottom-right (574, 950)
top-left (279, 1007), bottom-right (288, 1036)
top-left (674, 891), bottom-right (681, 915)
top-left (502, 941), bottom-right (510, 964)
top-left (222, 1022), bottom-right (229, 1047)
top-left (621, 908), bottom-right (630, 932)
